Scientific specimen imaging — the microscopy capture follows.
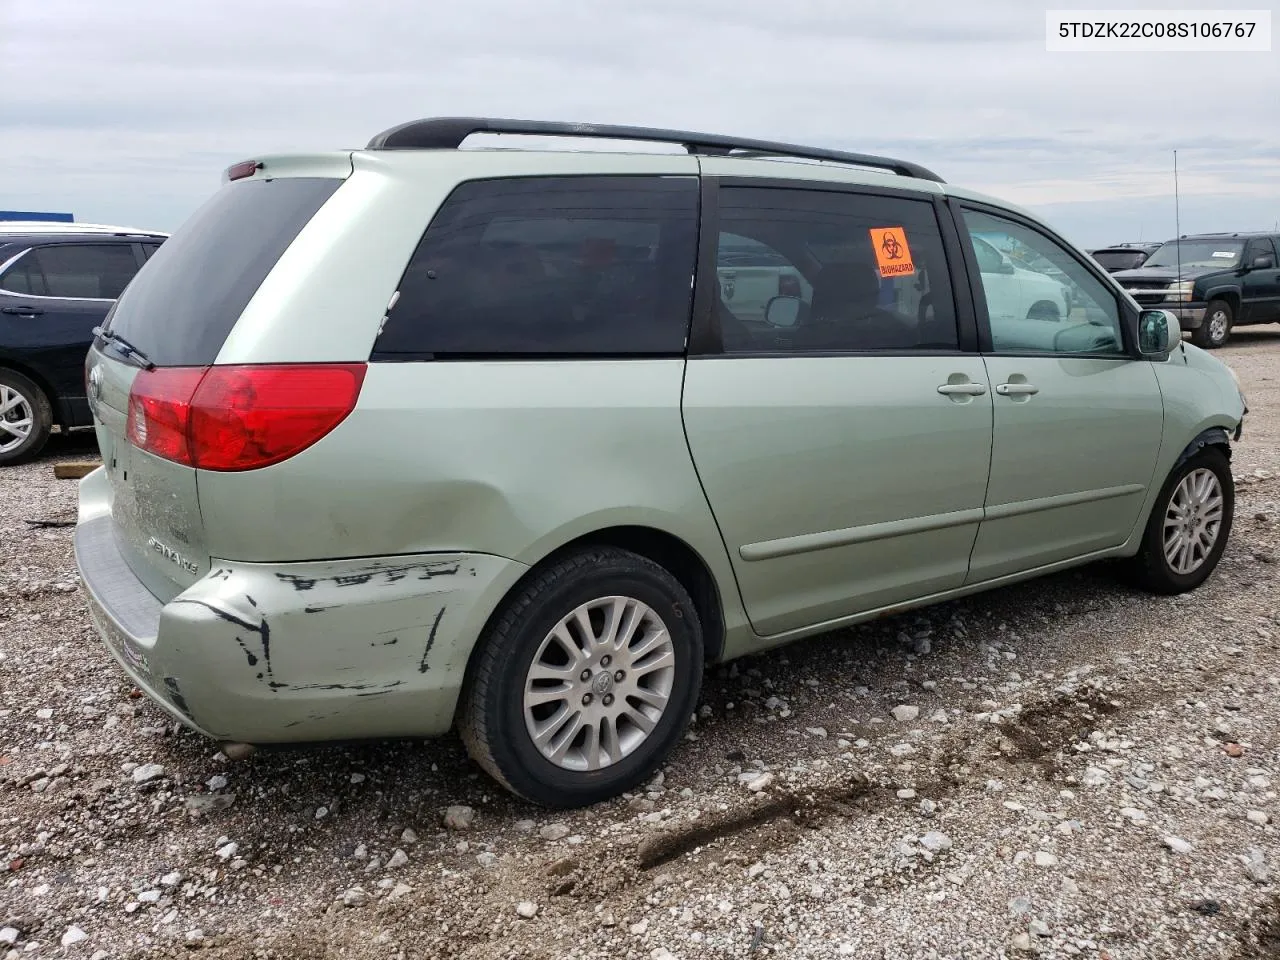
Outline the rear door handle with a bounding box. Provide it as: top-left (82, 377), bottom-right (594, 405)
top-left (1, 305), bottom-right (43, 316)
top-left (995, 382), bottom-right (1039, 396)
top-left (937, 382), bottom-right (988, 396)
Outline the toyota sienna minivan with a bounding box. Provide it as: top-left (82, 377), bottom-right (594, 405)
top-left (76, 118), bottom-right (1246, 807)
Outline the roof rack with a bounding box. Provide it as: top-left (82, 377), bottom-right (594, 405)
top-left (365, 117), bottom-right (944, 183)
top-left (0, 221), bottom-right (168, 238)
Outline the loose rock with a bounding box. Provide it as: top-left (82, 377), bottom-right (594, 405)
top-left (443, 805), bottom-right (475, 831)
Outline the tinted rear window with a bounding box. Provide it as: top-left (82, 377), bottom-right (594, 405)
top-left (373, 176), bottom-right (699, 358)
top-left (105, 177), bottom-right (341, 366)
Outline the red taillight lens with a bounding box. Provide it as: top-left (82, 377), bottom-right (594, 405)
top-left (778, 274), bottom-right (802, 298)
top-left (127, 367), bottom-right (207, 465)
top-left (126, 364), bottom-right (366, 471)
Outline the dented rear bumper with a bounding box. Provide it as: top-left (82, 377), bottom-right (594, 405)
top-left (74, 508), bottom-right (524, 743)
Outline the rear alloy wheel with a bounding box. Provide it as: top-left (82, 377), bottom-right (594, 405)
top-left (1192, 299), bottom-right (1233, 349)
top-left (460, 547), bottom-right (703, 807)
top-left (0, 370), bottom-right (53, 466)
top-left (1125, 446), bottom-right (1233, 594)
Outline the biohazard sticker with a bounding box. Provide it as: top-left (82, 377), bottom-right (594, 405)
top-left (870, 226), bottom-right (915, 278)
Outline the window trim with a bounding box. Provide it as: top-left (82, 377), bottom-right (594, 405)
top-left (688, 177), bottom-right (977, 358)
top-left (0, 241), bottom-right (144, 303)
top-left (946, 198), bottom-right (1141, 361)
top-left (369, 172), bottom-right (702, 363)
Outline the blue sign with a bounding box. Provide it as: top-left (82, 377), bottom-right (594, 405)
top-left (0, 211), bottom-right (74, 222)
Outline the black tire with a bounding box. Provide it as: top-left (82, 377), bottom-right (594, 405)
top-left (1124, 446), bottom-right (1234, 594)
top-left (1191, 299), bottom-right (1233, 349)
top-left (459, 546), bottom-right (703, 808)
top-left (1026, 301), bottom-right (1061, 321)
top-left (0, 369), bottom-right (53, 466)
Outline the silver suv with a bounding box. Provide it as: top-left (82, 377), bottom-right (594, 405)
top-left (76, 118), bottom-right (1246, 808)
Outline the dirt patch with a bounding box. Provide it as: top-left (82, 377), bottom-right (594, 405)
top-left (1001, 688), bottom-right (1125, 777)
top-left (1234, 895), bottom-right (1280, 959)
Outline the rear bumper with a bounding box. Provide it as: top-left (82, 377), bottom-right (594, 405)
top-left (74, 475), bottom-right (526, 743)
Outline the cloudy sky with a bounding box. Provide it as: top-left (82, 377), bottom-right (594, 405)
top-left (2, 0), bottom-right (1277, 248)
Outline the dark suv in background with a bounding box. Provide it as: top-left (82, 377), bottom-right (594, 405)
top-left (0, 222), bottom-right (167, 463)
top-left (1090, 242), bottom-right (1162, 273)
top-left (1112, 232), bottom-right (1280, 348)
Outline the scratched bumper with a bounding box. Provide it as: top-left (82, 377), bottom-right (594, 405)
top-left (74, 513), bottom-right (524, 743)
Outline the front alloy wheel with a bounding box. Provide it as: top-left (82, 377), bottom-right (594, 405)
top-left (1127, 446), bottom-right (1234, 594)
top-left (1162, 467), bottom-right (1225, 576)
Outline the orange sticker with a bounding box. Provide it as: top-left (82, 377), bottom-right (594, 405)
top-left (870, 226), bottom-right (915, 278)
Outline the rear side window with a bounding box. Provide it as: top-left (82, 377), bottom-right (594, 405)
top-left (105, 177), bottom-right (341, 367)
top-left (712, 186), bottom-right (959, 353)
top-left (374, 176), bottom-right (699, 358)
top-left (0, 243), bottom-right (140, 299)
top-left (1091, 250), bottom-right (1147, 271)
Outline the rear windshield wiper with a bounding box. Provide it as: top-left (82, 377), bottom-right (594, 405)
top-left (92, 326), bottom-right (155, 370)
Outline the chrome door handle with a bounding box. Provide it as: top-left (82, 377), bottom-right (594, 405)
top-left (995, 382), bottom-right (1039, 396)
top-left (937, 382), bottom-right (987, 396)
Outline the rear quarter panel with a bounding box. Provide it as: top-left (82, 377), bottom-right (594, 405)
top-left (196, 359), bottom-right (751, 640)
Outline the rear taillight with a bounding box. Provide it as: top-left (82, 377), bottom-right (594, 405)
top-left (778, 274), bottom-right (801, 298)
top-left (126, 364), bottom-right (366, 471)
top-left (126, 367), bottom-right (207, 464)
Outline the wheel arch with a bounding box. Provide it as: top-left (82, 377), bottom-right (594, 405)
top-left (522, 525), bottom-right (724, 664)
top-left (459, 523), bottom-right (728, 705)
top-left (1172, 426), bottom-right (1232, 470)
top-left (1025, 299), bottom-right (1061, 319)
top-left (1203, 288), bottom-right (1241, 313)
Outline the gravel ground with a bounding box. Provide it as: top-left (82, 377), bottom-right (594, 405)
top-left (3, 330), bottom-right (1279, 960)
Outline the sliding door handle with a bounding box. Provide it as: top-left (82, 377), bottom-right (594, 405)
top-left (995, 382), bottom-right (1039, 397)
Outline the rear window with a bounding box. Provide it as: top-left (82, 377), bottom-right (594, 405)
top-left (373, 176), bottom-right (699, 358)
top-left (104, 177), bottom-right (341, 367)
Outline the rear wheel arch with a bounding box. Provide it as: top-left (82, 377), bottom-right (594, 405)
top-left (469, 525), bottom-right (726, 674)
top-left (566, 526), bottom-right (726, 665)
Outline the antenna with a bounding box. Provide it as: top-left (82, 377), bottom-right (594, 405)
top-left (1173, 149), bottom-right (1183, 329)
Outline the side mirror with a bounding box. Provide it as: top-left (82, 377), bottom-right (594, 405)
top-left (1138, 309), bottom-right (1176, 356)
top-left (1251, 255), bottom-right (1276, 270)
top-left (764, 295), bottom-right (801, 328)
top-left (998, 257), bottom-right (1016, 275)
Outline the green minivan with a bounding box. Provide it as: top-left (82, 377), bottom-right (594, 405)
top-left (75, 119), bottom-right (1247, 807)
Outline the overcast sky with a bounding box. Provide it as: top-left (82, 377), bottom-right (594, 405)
top-left (2, 0), bottom-right (1277, 248)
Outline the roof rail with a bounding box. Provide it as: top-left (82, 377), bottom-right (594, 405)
top-left (0, 221), bottom-right (168, 237)
top-left (365, 117), bottom-right (944, 182)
